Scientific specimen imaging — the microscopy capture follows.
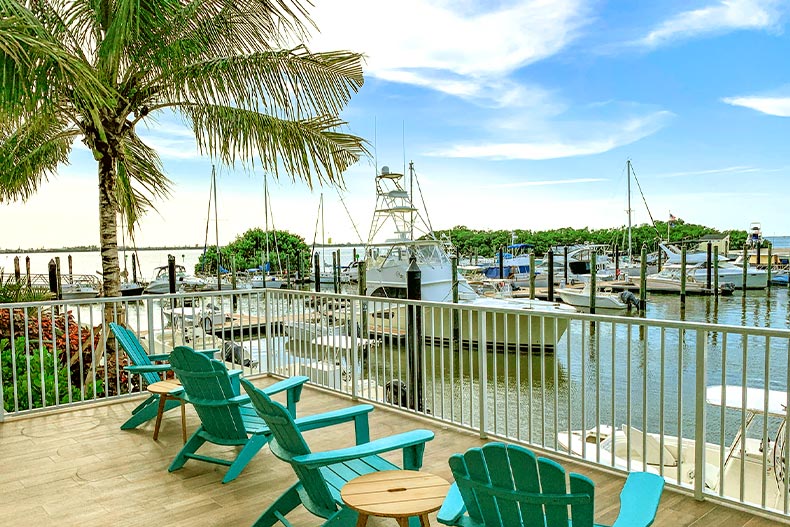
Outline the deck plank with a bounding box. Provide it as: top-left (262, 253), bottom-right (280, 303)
top-left (1, 378), bottom-right (787, 526)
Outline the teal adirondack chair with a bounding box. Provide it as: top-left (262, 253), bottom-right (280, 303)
top-left (168, 346), bottom-right (309, 483)
top-left (110, 322), bottom-right (221, 430)
top-left (240, 377), bottom-right (435, 527)
top-left (437, 442), bottom-right (664, 527)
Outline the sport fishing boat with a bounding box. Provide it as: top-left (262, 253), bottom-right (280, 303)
top-left (143, 265), bottom-right (209, 294)
top-left (363, 163), bottom-right (576, 352)
top-left (659, 244), bottom-right (767, 289)
top-left (558, 385), bottom-right (789, 509)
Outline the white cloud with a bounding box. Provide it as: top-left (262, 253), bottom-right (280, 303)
top-left (429, 111), bottom-right (674, 160)
top-left (639, 0), bottom-right (784, 48)
top-left (722, 95), bottom-right (790, 116)
top-left (309, 0), bottom-right (588, 105)
top-left (656, 165), bottom-right (761, 178)
top-left (487, 178), bottom-right (607, 188)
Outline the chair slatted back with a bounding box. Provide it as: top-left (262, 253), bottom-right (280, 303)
top-left (109, 323), bottom-right (162, 386)
top-left (241, 378), bottom-right (337, 517)
top-left (170, 346), bottom-right (247, 442)
top-left (448, 443), bottom-right (595, 527)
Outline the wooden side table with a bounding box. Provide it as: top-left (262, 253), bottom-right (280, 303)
top-left (146, 379), bottom-right (186, 443)
top-left (341, 470), bottom-right (450, 527)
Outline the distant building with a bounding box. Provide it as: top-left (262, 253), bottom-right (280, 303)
top-left (696, 234), bottom-right (730, 255)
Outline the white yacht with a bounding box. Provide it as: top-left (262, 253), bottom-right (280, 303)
top-left (363, 164), bottom-right (576, 352)
top-left (143, 265), bottom-right (208, 294)
top-left (659, 244), bottom-right (767, 289)
top-left (558, 385), bottom-right (789, 510)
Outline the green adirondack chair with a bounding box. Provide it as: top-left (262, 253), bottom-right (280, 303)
top-left (240, 377), bottom-right (435, 527)
top-left (168, 346), bottom-right (309, 483)
top-left (109, 322), bottom-right (221, 430)
top-left (437, 442), bottom-right (664, 527)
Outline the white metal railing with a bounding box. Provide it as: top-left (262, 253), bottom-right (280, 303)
top-left (1, 287), bottom-right (790, 519)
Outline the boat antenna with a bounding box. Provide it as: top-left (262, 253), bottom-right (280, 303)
top-left (264, 172), bottom-right (270, 272)
top-left (627, 159), bottom-right (632, 262)
top-left (212, 164), bottom-right (221, 289)
top-left (412, 163), bottom-right (435, 236)
top-left (629, 161), bottom-right (662, 241)
top-left (202, 169), bottom-right (213, 272)
top-left (335, 187), bottom-right (365, 244)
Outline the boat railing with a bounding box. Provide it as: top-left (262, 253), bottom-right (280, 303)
top-left (2, 288), bottom-right (790, 520)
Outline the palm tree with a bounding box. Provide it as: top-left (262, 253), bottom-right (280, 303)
top-left (0, 0), bottom-right (366, 297)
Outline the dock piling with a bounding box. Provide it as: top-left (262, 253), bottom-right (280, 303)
top-left (564, 247), bottom-right (569, 284)
top-left (589, 252), bottom-right (596, 315)
top-left (767, 243), bottom-right (773, 290)
top-left (714, 246), bottom-right (719, 298)
top-left (706, 242), bottom-right (712, 290)
top-left (68, 254), bottom-right (73, 278)
top-left (498, 248), bottom-right (504, 279)
top-left (639, 245), bottom-right (647, 313)
top-left (547, 248), bottom-right (554, 301)
top-left (13, 256), bottom-right (20, 282)
top-left (167, 254), bottom-right (176, 294)
top-left (132, 254), bottom-right (138, 284)
top-left (55, 257), bottom-right (62, 300)
top-left (47, 259), bottom-right (58, 296)
top-left (25, 256), bottom-right (30, 287)
top-left (406, 257), bottom-right (423, 411)
top-left (314, 252), bottom-right (321, 293)
top-left (680, 246), bottom-right (687, 308)
top-left (742, 245), bottom-right (748, 292)
top-left (358, 260), bottom-right (368, 339)
top-left (332, 250), bottom-right (340, 294)
top-left (614, 245), bottom-right (619, 279)
top-left (529, 252), bottom-right (536, 300)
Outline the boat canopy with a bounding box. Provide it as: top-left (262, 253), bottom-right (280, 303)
top-left (706, 385), bottom-right (787, 417)
top-left (507, 243), bottom-right (534, 249)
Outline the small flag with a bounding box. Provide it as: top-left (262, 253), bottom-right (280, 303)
top-left (669, 213), bottom-right (677, 222)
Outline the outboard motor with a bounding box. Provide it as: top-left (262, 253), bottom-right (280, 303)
top-left (385, 379), bottom-right (410, 408)
top-left (222, 340), bottom-right (257, 367)
top-left (619, 290), bottom-right (640, 309)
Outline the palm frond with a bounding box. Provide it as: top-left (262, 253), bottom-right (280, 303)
top-left (182, 105), bottom-right (367, 187)
top-left (164, 47), bottom-right (364, 120)
top-left (116, 131), bottom-right (172, 230)
top-left (0, 113), bottom-right (76, 202)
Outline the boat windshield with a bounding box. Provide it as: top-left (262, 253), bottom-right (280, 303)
top-left (368, 241), bottom-right (449, 270)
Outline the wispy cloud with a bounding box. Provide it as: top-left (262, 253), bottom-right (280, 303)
top-left (487, 178), bottom-right (606, 188)
top-left (656, 165), bottom-right (762, 178)
top-left (638, 0), bottom-right (784, 48)
top-left (310, 0), bottom-right (588, 106)
top-left (429, 111), bottom-right (674, 160)
top-left (722, 95), bottom-right (790, 116)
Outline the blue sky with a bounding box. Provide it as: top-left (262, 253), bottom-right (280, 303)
top-left (4, 0), bottom-right (790, 248)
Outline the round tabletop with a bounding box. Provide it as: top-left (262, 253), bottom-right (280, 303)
top-left (146, 379), bottom-right (182, 395)
top-left (341, 470), bottom-right (450, 519)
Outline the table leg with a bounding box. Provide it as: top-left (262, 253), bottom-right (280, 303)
top-left (355, 512), bottom-right (369, 527)
top-left (153, 394), bottom-right (167, 441)
top-left (396, 518), bottom-right (410, 527)
top-left (419, 514), bottom-right (431, 527)
top-left (180, 399), bottom-right (187, 443)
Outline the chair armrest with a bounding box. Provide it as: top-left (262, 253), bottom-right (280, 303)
top-left (436, 483), bottom-right (466, 525)
top-left (611, 472), bottom-right (665, 527)
top-left (197, 348), bottom-right (220, 359)
top-left (124, 364), bottom-right (171, 374)
top-left (262, 376), bottom-right (309, 417)
top-left (294, 404), bottom-right (374, 444)
top-left (147, 353), bottom-right (171, 362)
top-left (291, 429), bottom-right (434, 469)
top-left (180, 393), bottom-right (251, 407)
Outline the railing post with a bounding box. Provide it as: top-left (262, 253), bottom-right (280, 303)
top-left (350, 297), bottom-right (359, 401)
top-left (265, 288), bottom-right (273, 375)
top-left (694, 329), bottom-right (708, 501)
top-left (478, 306), bottom-right (488, 438)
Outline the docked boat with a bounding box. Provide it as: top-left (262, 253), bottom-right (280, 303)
top-left (161, 302), bottom-right (230, 332)
top-left (659, 244), bottom-right (767, 289)
top-left (558, 385), bottom-right (790, 509)
top-left (249, 271), bottom-right (287, 289)
top-left (556, 284), bottom-right (634, 311)
top-left (632, 266), bottom-right (736, 295)
top-left (364, 164), bottom-right (576, 352)
top-left (143, 265), bottom-right (208, 294)
top-left (119, 281), bottom-right (145, 297)
top-left (60, 278), bottom-right (100, 300)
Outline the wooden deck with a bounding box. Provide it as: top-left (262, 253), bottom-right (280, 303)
top-left (0, 379), bottom-right (784, 526)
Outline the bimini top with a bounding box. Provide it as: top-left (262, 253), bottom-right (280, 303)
top-left (706, 385), bottom-right (787, 417)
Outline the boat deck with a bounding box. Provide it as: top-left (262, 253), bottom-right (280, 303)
top-left (0, 379), bottom-right (784, 526)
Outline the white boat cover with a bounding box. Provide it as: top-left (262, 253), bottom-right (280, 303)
top-left (706, 385), bottom-right (787, 417)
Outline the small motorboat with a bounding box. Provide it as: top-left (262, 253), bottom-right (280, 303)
top-left (556, 284), bottom-right (633, 311)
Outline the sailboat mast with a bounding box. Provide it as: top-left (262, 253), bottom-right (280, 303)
top-left (213, 165), bottom-right (221, 289)
top-left (321, 193), bottom-right (325, 271)
top-left (627, 159), bottom-right (633, 262)
top-left (409, 161), bottom-right (414, 241)
top-left (264, 173), bottom-right (270, 272)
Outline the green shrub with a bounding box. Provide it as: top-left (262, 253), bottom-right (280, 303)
top-left (1, 336), bottom-right (102, 412)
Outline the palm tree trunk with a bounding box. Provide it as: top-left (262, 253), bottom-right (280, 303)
top-left (98, 153), bottom-right (120, 298)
